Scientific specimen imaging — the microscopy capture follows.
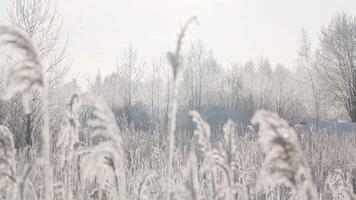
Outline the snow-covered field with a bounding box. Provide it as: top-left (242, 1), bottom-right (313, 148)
top-left (1, 0), bottom-right (356, 199)
top-left (0, 24), bottom-right (355, 200)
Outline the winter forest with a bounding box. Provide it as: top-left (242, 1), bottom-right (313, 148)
top-left (0, 0), bottom-right (356, 199)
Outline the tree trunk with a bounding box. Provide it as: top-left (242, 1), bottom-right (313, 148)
top-left (25, 114), bottom-right (32, 146)
top-left (351, 96), bottom-right (356, 122)
top-left (351, 63), bottom-right (356, 122)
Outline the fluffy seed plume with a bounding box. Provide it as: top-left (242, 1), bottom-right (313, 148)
top-left (189, 111), bottom-right (211, 154)
top-left (81, 95), bottom-right (126, 200)
top-left (0, 26), bottom-right (44, 114)
top-left (251, 110), bottom-right (317, 199)
top-left (0, 26), bottom-right (52, 200)
top-left (56, 93), bottom-right (81, 157)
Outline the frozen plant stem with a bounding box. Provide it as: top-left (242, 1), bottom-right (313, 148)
top-left (166, 17), bottom-right (197, 199)
top-left (40, 79), bottom-right (53, 200)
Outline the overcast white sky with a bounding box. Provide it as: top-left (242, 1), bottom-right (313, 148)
top-left (0, 0), bottom-right (356, 85)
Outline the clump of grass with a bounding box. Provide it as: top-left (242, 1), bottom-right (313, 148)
top-left (326, 167), bottom-right (356, 200)
top-left (190, 111), bottom-right (247, 200)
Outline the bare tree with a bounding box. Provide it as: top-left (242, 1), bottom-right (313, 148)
top-left (149, 58), bottom-right (165, 129)
top-left (242, 60), bottom-right (256, 118)
top-left (272, 64), bottom-right (304, 121)
top-left (3, 0), bottom-right (70, 148)
top-left (273, 64), bottom-right (287, 116)
top-left (257, 56), bottom-right (273, 109)
top-left (117, 45), bottom-right (145, 126)
top-left (182, 41), bottom-right (221, 110)
top-left (163, 59), bottom-right (172, 132)
top-left (7, 0), bottom-right (69, 84)
top-left (222, 64), bottom-right (242, 110)
top-left (183, 41), bottom-right (205, 110)
top-left (298, 28), bottom-right (320, 128)
top-left (317, 12), bottom-right (356, 122)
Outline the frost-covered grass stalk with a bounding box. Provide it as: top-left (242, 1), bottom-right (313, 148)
top-left (80, 94), bottom-right (126, 200)
top-left (184, 149), bottom-right (200, 200)
top-left (0, 26), bottom-right (53, 200)
top-left (56, 93), bottom-right (80, 200)
top-left (190, 111), bottom-right (247, 200)
top-left (189, 111), bottom-right (214, 200)
top-left (251, 110), bottom-right (318, 199)
top-left (166, 17), bottom-right (197, 198)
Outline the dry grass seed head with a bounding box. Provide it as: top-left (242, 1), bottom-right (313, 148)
top-left (0, 26), bottom-right (44, 114)
top-left (80, 94), bottom-right (126, 200)
top-left (251, 110), bottom-right (315, 196)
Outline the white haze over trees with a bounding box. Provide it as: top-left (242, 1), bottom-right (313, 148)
top-left (0, 0), bottom-right (355, 200)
